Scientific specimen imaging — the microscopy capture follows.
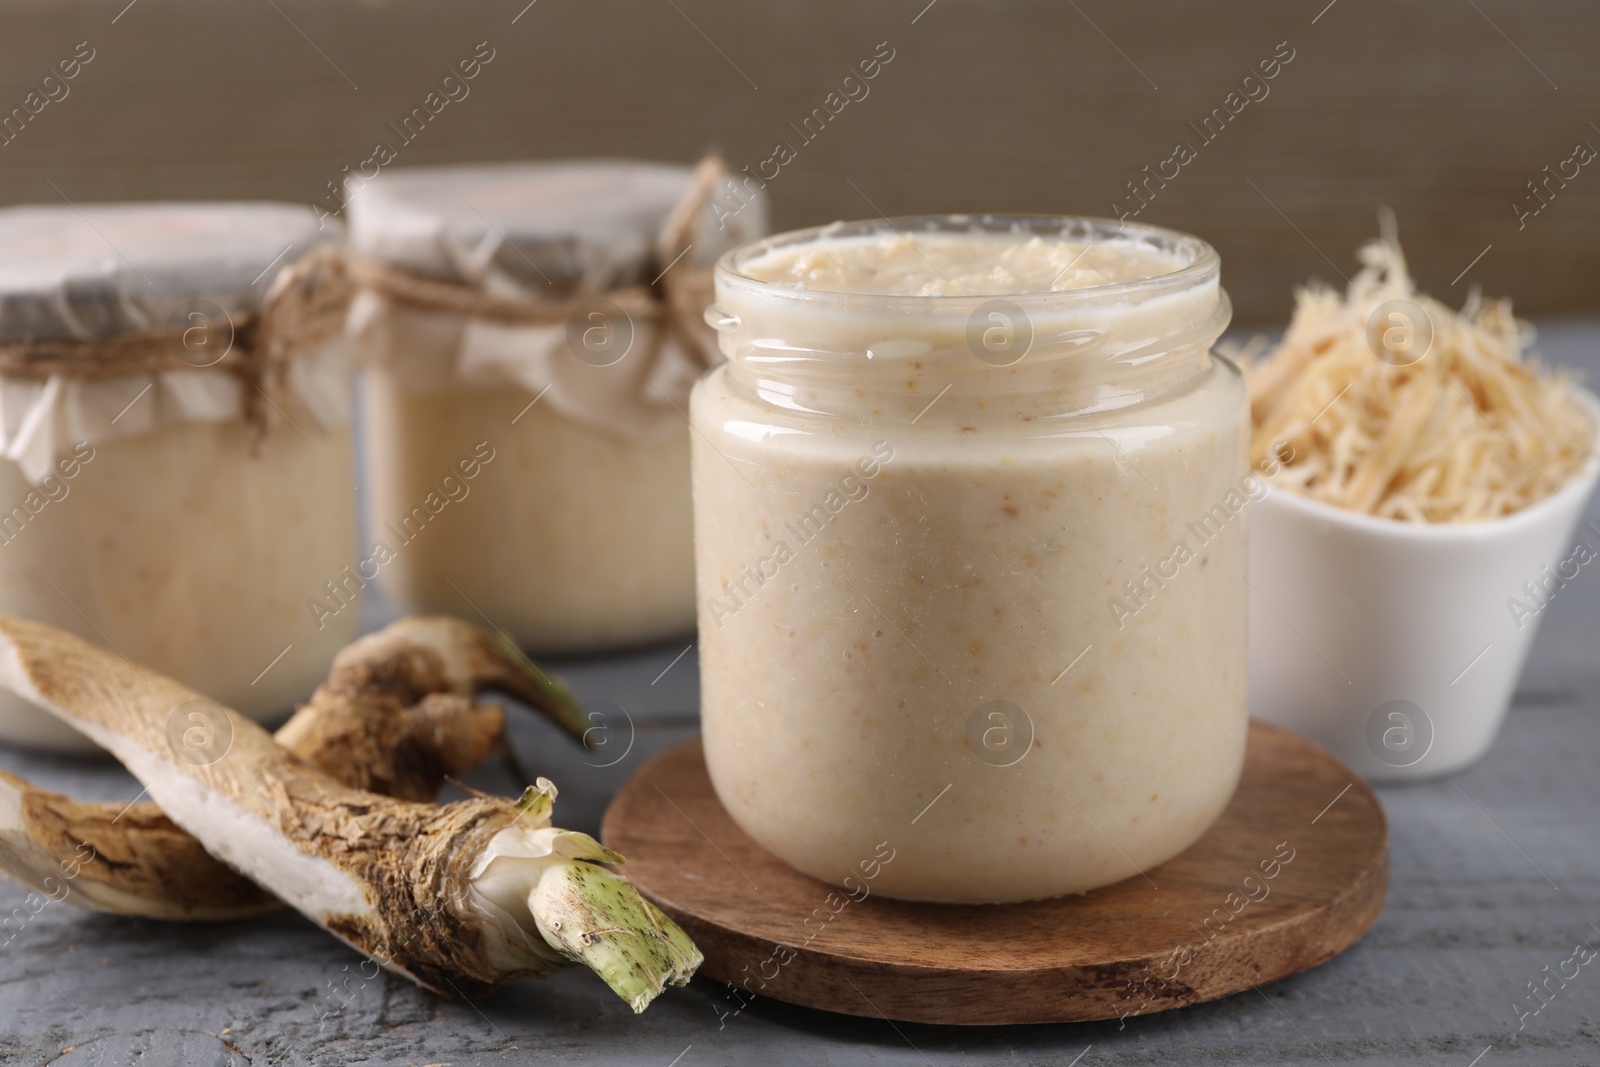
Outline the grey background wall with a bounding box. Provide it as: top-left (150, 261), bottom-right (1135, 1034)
top-left (2, 0), bottom-right (1598, 323)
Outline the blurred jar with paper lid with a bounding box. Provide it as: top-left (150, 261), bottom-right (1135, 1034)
top-left (346, 158), bottom-right (765, 653)
top-left (0, 202), bottom-right (358, 751)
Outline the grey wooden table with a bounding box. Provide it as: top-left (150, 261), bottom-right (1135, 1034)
top-left (1, 325), bottom-right (1597, 1067)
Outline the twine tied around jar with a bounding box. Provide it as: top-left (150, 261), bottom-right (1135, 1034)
top-left (345, 155), bottom-right (728, 373)
top-left (0, 244), bottom-right (354, 449)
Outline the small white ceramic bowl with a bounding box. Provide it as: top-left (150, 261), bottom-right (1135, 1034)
top-left (1248, 391), bottom-right (1600, 782)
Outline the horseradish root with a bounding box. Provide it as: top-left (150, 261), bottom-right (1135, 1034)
top-left (0, 617), bottom-right (585, 923)
top-left (0, 616), bottom-right (698, 1009)
top-left (274, 615), bottom-right (589, 800)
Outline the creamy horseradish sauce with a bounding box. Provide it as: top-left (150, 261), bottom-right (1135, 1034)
top-left (691, 219), bottom-right (1250, 903)
top-left (749, 231), bottom-right (1189, 296)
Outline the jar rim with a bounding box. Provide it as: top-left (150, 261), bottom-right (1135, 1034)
top-left (715, 214), bottom-right (1219, 308)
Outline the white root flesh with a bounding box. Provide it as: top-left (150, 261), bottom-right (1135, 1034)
top-left (0, 616), bottom-right (700, 1011)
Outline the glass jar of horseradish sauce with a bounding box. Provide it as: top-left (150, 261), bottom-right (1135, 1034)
top-left (0, 203), bottom-right (358, 752)
top-left (692, 216), bottom-right (1247, 903)
top-left (347, 160), bottom-right (765, 654)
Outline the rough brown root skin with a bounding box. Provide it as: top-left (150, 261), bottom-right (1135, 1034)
top-left (277, 691), bottom-right (504, 802)
top-left (279, 616), bottom-right (590, 760)
top-left (0, 769), bottom-right (277, 920)
top-left (0, 616), bottom-right (571, 922)
top-left (281, 791), bottom-right (528, 996)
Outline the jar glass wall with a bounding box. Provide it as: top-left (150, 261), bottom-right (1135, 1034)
top-left (691, 216), bottom-right (1249, 903)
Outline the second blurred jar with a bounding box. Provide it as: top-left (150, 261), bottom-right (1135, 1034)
top-left (347, 159), bottom-right (764, 652)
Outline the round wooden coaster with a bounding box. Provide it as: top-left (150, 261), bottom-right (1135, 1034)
top-left (601, 722), bottom-right (1388, 1025)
